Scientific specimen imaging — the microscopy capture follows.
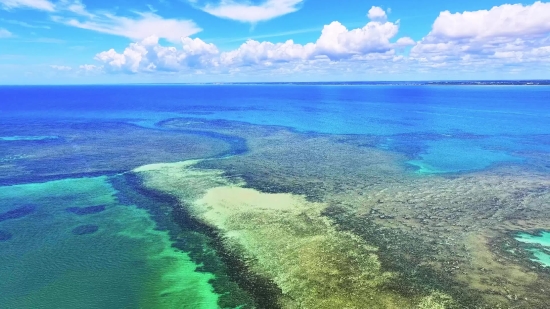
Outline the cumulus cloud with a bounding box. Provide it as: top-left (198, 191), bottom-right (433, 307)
top-left (200, 0), bottom-right (303, 23)
top-left (90, 3), bottom-right (550, 77)
top-left (95, 36), bottom-right (219, 73)
top-left (394, 37), bottom-right (415, 47)
top-left (430, 1), bottom-right (550, 40)
top-left (0, 0), bottom-right (54, 11)
top-left (0, 28), bottom-right (13, 38)
top-left (220, 39), bottom-right (315, 66)
top-left (315, 19), bottom-right (399, 59)
top-left (367, 6), bottom-right (387, 22)
top-left (94, 6), bottom-right (407, 73)
top-left (410, 2), bottom-right (550, 68)
top-left (222, 6), bottom-right (403, 63)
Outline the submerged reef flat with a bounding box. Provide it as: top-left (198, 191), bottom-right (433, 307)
top-left (135, 161), bottom-right (454, 308)
top-left (0, 120), bottom-right (234, 185)
top-left (157, 118), bottom-right (550, 308)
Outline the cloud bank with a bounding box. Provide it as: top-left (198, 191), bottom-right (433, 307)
top-left (411, 1), bottom-right (550, 69)
top-left (94, 7), bottom-right (413, 73)
top-left (64, 2), bottom-right (550, 78)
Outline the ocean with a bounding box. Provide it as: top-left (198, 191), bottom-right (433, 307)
top-left (1, 84), bottom-right (550, 308)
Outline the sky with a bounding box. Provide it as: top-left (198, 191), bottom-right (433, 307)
top-left (0, 0), bottom-right (549, 83)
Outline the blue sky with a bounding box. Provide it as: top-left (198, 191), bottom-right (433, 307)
top-left (0, 0), bottom-right (549, 83)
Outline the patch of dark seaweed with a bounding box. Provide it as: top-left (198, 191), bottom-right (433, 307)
top-left (0, 230), bottom-right (12, 241)
top-left (72, 224), bottom-right (99, 235)
top-left (322, 204), bottom-right (483, 308)
top-left (110, 173), bottom-right (281, 309)
top-left (194, 163), bottom-right (326, 203)
top-left (155, 118), bottom-right (249, 158)
top-left (66, 205), bottom-right (106, 215)
top-left (0, 170), bottom-right (124, 187)
top-left (0, 204), bottom-right (37, 222)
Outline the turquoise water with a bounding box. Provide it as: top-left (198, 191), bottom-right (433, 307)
top-left (0, 177), bottom-right (219, 308)
top-left (515, 232), bottom-right (550, 267)
top-left (407, 139), bottom-right (523, 174)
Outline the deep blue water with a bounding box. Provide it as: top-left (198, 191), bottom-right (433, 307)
top-left (1, 85), bottom-right (549, 173)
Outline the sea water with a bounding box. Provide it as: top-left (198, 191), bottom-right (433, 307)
top-left (2, 85), bottom-right (549, 174)
top-left (515, 232), bottom-right (550, 267)
top-left (0, 176), bottom-right (218, 308)
top-left (1, 84), bottom-right (550, 306)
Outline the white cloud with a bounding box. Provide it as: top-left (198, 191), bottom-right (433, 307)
top-left (220, 39), bottom-right (315, 66)
top-left (0, 0), bottom-right (54, 11)
top-left (315, 19), bottom-right (399, 60)
top-left (54, 10), bottom-right (201, 43)
top-left (79, 64), bottom-right (101, 72)
top-left (0, 28), bottom-right (13, 38)
top-left (50, 65), bottom-right (72, 71)
top-left (430, 1), bottom-right (550, 40)
top-left (95, 36), bottom-right (219, 73)
top-left (2, 1), bottom-right (202, 43)
top-left (395, 37), bottom-right (415, 47)
top-left (367, 6), bottom-right (387, 22)
top-left (90, 3), bottom-right (550, 77)
top-left (94, 6), bottom-right (407, 73)
top-left (411, 2), bottom-right (550, 68)
top-left (200, 0), bottom-right (303, 23)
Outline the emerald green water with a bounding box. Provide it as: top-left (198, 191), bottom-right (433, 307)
top-left (515, 232), bottom-right (550, 267)
top-left (0, 177), bottom-right (219, 308)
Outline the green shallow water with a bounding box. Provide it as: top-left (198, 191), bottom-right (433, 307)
top-left (0, 176), bottom-right (219, 308)
top-left (515, 232), bottom-right (550, 267)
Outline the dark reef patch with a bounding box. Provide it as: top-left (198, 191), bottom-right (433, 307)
top-left (66, 205), bottom-right (106, 215)
top-left (110, 173), bottom-right (282, 309)
top-left (0, 120), bottom-right (236, 186)
top-left (322, 204), bottom-right (483, 308)
top-left (0, 205), bottom-right (37, 222)
top-left (72, 224), bottom-right (99, 235)
top-left (0, 230), bottom-right (12, 241)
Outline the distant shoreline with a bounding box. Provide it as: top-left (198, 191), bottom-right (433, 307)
top-left (1, 80), bottom-right (550, 86)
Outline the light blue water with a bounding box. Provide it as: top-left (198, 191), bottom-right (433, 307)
top-left (1, 85), bottom-right (549, 174)
top-left (515, 232), bottom-right (550, 267)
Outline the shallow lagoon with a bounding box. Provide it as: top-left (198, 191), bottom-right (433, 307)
top-left (0, 176), bottom-right (218, 308)
top-left (516, 232), bottom-right (550, 267)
